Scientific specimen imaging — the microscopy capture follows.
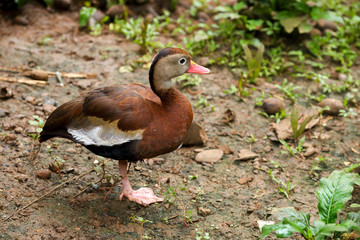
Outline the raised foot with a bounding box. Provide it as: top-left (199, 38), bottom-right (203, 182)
top-left (119, 187), bottom-right (163, 206)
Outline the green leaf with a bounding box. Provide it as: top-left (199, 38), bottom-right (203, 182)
top-left (312, 220), bottom-right (347, 238)
top-left (79, 7), bottom-right (96, 27)
top-left (242, 44), bottom-right (253, 71)
top-left (261, 223), bottom-right (294, 238)
top-left (298, 22), bottom-right (312, 34)
top-left (280, 16), bottom-right (307, 33)
top-left (28, 120), bottom-right (39, 126)
top-left (234, 2), bottom-right (246, 11)
top-left (245, 19), bottom-right (263, 31)
top-left (290, 107), bottom-right (299, 138)
top-left (279, 139), bottom-right (293, 155)
top-left (214, 12), bottom-right (241, 20)
top-left (347, 212), bottom-right (360, 224)
top-left (339, 219), bottom-right (360, 232)
top-left (317, 170), bottom-right (356, 224)
top-left (297, 114), bottom-right (314, 139)
top-left (344, 163), bottom-right (360, 174)
top-left (310, 7), bottom-right (328, 21)
top-left (277, 207), bottom-right (311, 228)
top-left (193, 30), bottom-right (210, 42)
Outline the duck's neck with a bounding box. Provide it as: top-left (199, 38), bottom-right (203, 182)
top-left (155, 87), bottom-right (180, 106)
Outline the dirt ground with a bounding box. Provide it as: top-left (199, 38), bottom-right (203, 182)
top-left (0, 2), bottom-right (359, 240)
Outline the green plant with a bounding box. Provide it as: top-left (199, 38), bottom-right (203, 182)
top-left (224, 73), bottom-right (255, 100)
top-left (189, 0), bottom-right (211, 17)
top-left (258, 109), bottom-right (286, 124)
top-left (275, 79), bottom-right (301, 102)
top-left (28, 115), bottom-right (44, 141)
top-left (194, 96), bottom-right (209, 108)
top-left (279, 136), bottom-right (306, 156)
top-left (261, 47), bottom-right (292, 78)
top-left (339, 108), bottom-right (358, 118)
top-left (130, 215), bottom-right (153, 240)
top-left (195, 227), bottom-right (210, 240)
top-left (245, 134), bottom-right (258, 144)
top-left (79, 6), bottom-right (109, 36)
top-left (93, 157), bottom-right (119, 186)
top-left (79, 6), bottom-right (96, 27)
top-left (242, 44), bottom-right (264, 84)
top-left (110, 17), bottom-right (159, 53)
top-left (290, 107), bottom-right (314, 140)
top-left (175, 75), bottom-right (202, 88)
top-left (37, 35), bottom-right (52, 46)
top-left (163, 185), bottom-right (193, 226)
top-left (269, 169), bottom-right (295, 200)
top-left (310, 155), bottom-right (330, 178)
top-left (288, 50), bottom-right (305, 73)
top-left (261, 169), bottom-right (360, 239)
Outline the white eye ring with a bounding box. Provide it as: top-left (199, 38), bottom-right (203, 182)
top-left (179, 58), bottom-right (186, 65)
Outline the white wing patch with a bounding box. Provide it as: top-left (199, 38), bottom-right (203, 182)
top-left (67, 117), bottom-right (144, 146)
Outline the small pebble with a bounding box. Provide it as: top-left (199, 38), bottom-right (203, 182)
top-left (195, 149), bottom-right (223, 164)
top-left (198, 207), bottom-right (212, 217)
top-left (14, 127), bottom-right (23, 133)
top-left (237, 176), bottom-right (253, 185)
top-left (66, 148), bottom-right (77, 153)
top-left (237, 149), bottom-right (259, 161)
top-left (318, 98), bottom-right (344, 115)
top-left (262, 97), bottom-right (285, 115)
top-left (14, 15), bottom-right (29, 26)
top-left (37, 169), bottom-right (52, 179)
top-left (264, 146), bottom-right (272, 152)
top-left (338, 73), bottom-right (347, 81)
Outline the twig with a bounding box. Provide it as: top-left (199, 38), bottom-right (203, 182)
top-left (0, 76), bottom-right (46, 86)
top-left (0, 66), bottom-right (97, 79)
top-left (0, 66), bottom-right (26, 73)
top-left (71, 160), bottom-right (110, 199)
top-left (168, 215), bottom-right (178, 220)
top-left (29, 141), bottom-right (41, 167)
top-left (71, 175), bottom-right (104, 199)
top-left (104, 179), bottom-right (119, 200)
top-left (3, 165), bottom-right (101, 222)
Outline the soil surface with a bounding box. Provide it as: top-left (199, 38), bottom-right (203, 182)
top-left (0, 2), bottom-right (359, 240)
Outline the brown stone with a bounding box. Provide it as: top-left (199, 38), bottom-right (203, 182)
top-left (237, 176), bottom-right (253, 185)
top-left (318, 98), bottom-right (344, 115)
top-left (37, 169), bottom-right (52, 179)
top-left (262, 97), bottom-right (285, 115)
top-left (195, 149), bottom-right (223, 163)
top-left (237, 149), bottom-right (259, 161)
top-left (183, 121), bottom-right (207, 146)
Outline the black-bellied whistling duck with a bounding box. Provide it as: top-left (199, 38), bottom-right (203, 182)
top-left (39, 47), bottom-right (210, 206)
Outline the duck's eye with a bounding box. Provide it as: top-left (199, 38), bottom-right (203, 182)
top-left (178, 58), bottom-right (186, 65)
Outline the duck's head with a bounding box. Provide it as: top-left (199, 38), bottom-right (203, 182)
top-left (149, 47), bottom-right (210, 94)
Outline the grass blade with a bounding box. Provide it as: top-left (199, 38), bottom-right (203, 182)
top-left (290, 107), bottom-right (299, 139)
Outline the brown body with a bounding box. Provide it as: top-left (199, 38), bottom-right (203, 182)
top-left (40, 84), bottom-right (193, 161)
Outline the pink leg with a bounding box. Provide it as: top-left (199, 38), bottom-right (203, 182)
top-left (118, 160), bottom-right (163, 206)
